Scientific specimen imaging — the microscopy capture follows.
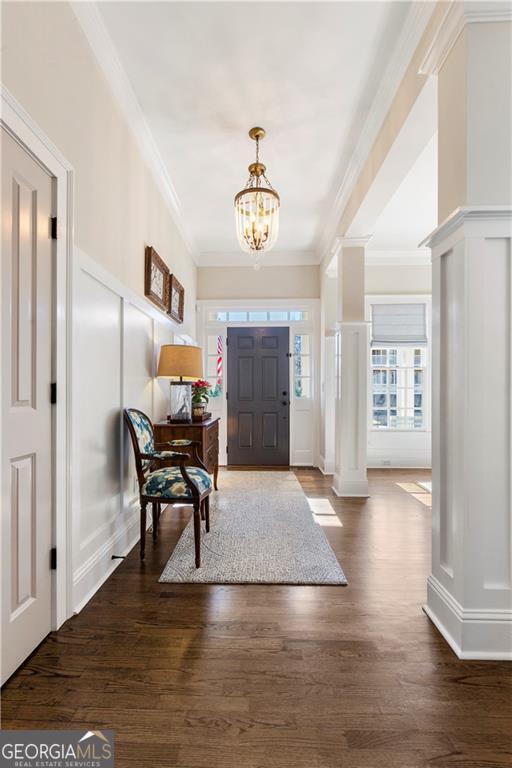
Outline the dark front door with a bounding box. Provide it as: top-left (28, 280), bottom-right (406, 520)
top-left (227, 327), bottom-right (290, 465)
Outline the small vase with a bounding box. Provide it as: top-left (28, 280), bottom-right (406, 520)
top-left (192, 403), bottom-right (206, 422)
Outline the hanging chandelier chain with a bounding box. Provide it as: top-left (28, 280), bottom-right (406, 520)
top-left (262, 173), bottom-right (276, 192)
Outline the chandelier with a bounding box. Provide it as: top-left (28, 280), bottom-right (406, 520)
top-left (234, 127), bottom-right (280, 254)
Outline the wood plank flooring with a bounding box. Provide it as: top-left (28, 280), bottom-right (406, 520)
top-left (2, 469), bottom-right (511, 767)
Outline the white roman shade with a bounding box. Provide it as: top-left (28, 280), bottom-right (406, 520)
top-left (371, 303), bottom-right (427, 346)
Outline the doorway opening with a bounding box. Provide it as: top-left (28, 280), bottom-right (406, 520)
top-left (197, 299), bottom-right (320, 468)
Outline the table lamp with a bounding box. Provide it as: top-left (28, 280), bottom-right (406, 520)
top-left (157, 344), bottom-right (203, 423)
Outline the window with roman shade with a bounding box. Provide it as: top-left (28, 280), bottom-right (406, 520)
top-left (371, 303), bottom-right (427, 346)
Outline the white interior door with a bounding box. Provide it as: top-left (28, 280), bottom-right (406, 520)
top-left (1, 127), bottom-right (54, 684)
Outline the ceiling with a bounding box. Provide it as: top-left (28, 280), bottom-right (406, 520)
top-left (369, 133), bottom-right (437, 254)
top-left (95, 1), bottom-right (421, 265)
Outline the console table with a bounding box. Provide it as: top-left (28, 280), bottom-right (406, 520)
top-left (154, 417), bottom-right (219, 490)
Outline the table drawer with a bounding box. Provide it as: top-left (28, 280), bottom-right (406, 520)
top-left (205, 441), bottom-right (219, 472)
top-left (205, 421), bottom-right (219, 449)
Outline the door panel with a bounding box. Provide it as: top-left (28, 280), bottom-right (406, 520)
top-left (1, 128), bottom-right (53, 684)
top-left (227, 327), bottom-right (289, 465)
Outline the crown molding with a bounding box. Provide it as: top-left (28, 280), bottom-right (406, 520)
top-left (70, 1), bottom-right (199, 262)
top-left (420, 206), bottom-right (512, 249)
top-left (419, 1), bottom-right (512, 75)
top-left (419, 1), bottom-right (465, 75)
top-left (315, 1), bottom-right (436, 264)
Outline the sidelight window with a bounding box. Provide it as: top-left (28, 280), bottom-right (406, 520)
top-left (294, 334), bottom-right (312, 399)
top-left (206, 334), bottom-right (223, 398)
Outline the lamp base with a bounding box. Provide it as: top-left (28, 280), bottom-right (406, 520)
top-left (168, 380), bottom-right (193, 424)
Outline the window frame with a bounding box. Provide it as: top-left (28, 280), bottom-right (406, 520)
top-left (365, 295), bottom-right (431, 433)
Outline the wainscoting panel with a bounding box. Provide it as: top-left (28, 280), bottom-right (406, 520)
top-left (74, 269), bottom-right (122, 562)
top-left (71, 250), bottom-right (175, 612)
top-left (122, 300), bottom-right (154, 505)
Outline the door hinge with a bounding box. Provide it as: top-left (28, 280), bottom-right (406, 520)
top-left (226, 391), bottom-right (228, 400)
top-left (50, 382), bottom-right (57, 404)
top-left (50, 547), bottom-right (57, 570)
top-left (50, 216), bottom-right (58, 240)
top-left (226, 445), bottom-right (228, 454)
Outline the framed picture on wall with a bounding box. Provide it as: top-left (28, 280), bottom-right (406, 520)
top-left (168, 274), bottom-right (185, 323)
top-left (144, 245), bottom-right (170, 313)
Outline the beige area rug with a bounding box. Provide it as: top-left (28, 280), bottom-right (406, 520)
top-left (159, 471), bottom-right (347, 585)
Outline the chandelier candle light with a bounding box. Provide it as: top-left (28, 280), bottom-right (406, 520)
top-left (234, 127), bottom-right (280, 257)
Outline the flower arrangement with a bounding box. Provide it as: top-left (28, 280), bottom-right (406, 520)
top-left (191, 379), bottom-right (210, 405)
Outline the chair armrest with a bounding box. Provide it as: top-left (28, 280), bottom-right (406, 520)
top-left (154, 450), bottom-right (190, 460)
top-left (140, 451), bottom-right (190, 462)
top-left (164, 440), bottom-right (208, 472)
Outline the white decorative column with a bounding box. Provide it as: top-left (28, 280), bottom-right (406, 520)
top-left (421, 5), bottom-right (512, 658)
top-left (332, 237), bottom-right (370, 497)
top-left (319, 265), bottom-right (337, 475)
top-left (424, 208), bottom-right (512, 659)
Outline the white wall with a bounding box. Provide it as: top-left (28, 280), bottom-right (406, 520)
top-left (1, 1), bottom-right (197, 330)
top-left (366, 263), bottom-right (431, 295)
top-left (197, 265), bottom-right (320, 300)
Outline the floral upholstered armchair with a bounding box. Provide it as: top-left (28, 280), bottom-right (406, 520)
top-left (124, 408), bottom-right (213, 567)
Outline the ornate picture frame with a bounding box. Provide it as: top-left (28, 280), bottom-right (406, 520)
top-left (144, 246), bottom-right (170, 314)
top-left (168, 274), bottom-right (185, 323)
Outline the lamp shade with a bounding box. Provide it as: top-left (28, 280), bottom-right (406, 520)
top-left (157, 344), bottom-right (203, 379)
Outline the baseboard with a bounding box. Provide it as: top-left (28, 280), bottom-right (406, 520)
top-left (367, 456), bottom-right (431, 468)
top-left (72, 508), bottom-right (146, 613)
top-left (332, 473), bottom-right (369, 497)
top-left (424, 575), bottom-right (512, 660)
top-left (368, 463), bottom-right (432, 469)
top-left (318, 455), bottom-right (335, 475)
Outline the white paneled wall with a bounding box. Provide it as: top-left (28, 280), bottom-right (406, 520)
top-left (425, 210), bottom-right (512, 659)
top-left (71, 250), bottom-right (178, 612)
top-left (122, 302), bottom-right (154, 506)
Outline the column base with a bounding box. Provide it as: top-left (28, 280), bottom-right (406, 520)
top-left (424, 575), bottom-right (512, 661)
top-left (318, 455), bottom-right (335, 475)
top-left (332, 474), bottom-right (369, 497)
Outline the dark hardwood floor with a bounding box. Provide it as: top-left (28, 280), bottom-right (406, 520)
top-left (2, 469), bottom-right (511, 767)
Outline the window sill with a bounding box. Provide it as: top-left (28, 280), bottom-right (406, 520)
top-left (370, 428), bottom-right (431, 433)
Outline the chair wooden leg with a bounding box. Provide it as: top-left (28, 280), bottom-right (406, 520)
top-left (193, 502), bottom-right (201, 568)
top-left (140, 502), bottom-right (147, 560)
top-left (200, 499), bottom-right (205, 521)
top-left (152, 503), bottom-right (158, 542)
top-left (205, 495), bottom-right (210, 533)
